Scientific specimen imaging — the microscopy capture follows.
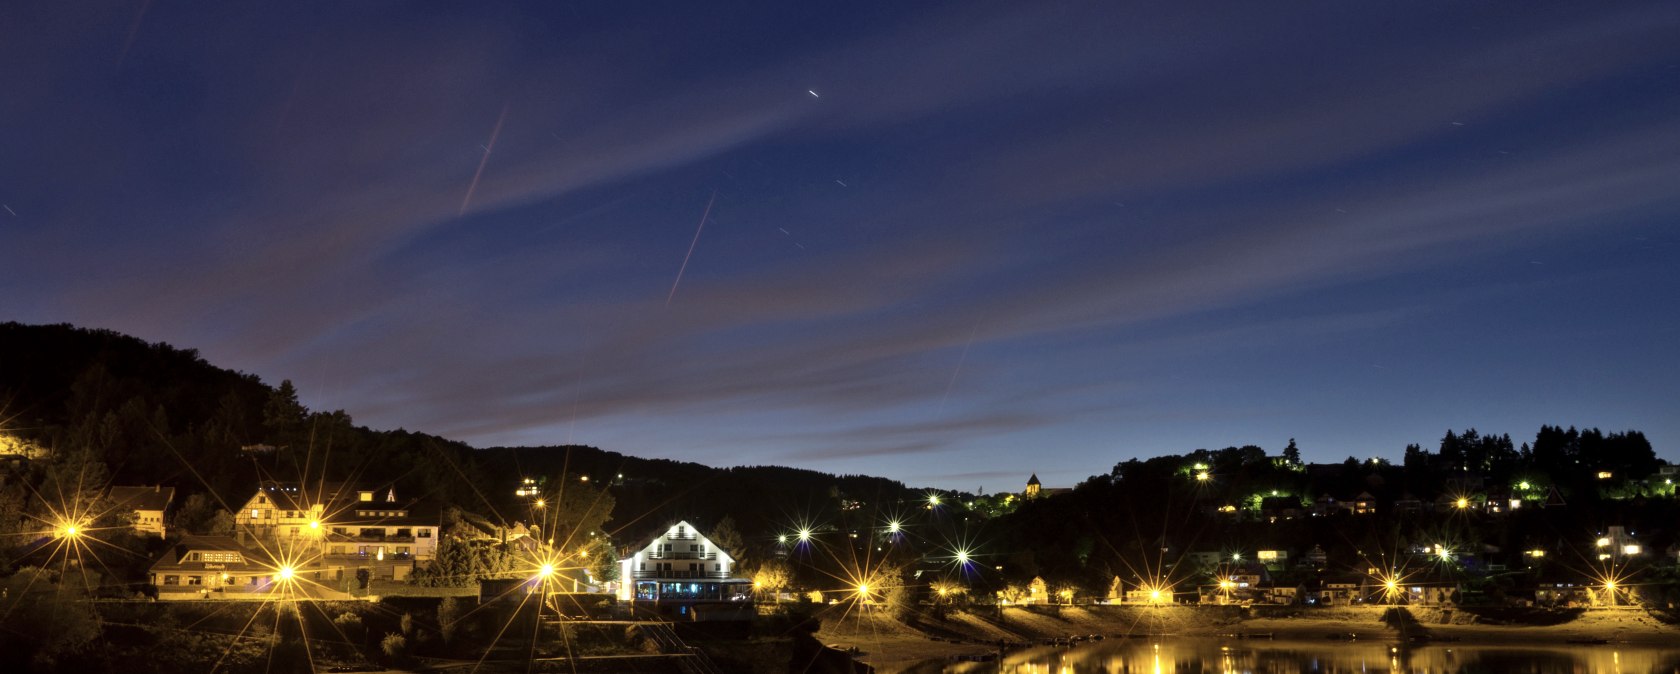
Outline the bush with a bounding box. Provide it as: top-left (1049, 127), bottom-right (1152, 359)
top-left (332, 611), bottom-right (366, 644)
top-left (380, 632), bottom-right (409, 662)
top-left (437, 597), bottom-right (469, 645)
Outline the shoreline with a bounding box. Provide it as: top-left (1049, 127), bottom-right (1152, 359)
top-left (811, 604), bottom-right (1680, 671)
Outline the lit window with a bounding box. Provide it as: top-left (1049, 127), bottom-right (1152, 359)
top-left (1623, 545), bottom-right (1641, 555)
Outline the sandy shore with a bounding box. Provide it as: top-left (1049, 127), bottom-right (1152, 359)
top-left (812, 604), bottom-right (1680, 672)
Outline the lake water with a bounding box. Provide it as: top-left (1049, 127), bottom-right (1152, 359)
top-left (930, 637), bottom-right (1680, 673)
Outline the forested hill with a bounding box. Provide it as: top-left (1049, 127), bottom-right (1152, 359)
top-left (0, 322), bottom-right (921, 539)
top-left (476, 445), bottom-right (919, 544)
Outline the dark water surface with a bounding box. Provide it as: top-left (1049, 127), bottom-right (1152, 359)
top-left (928, 637), bottom-right (1680, 673)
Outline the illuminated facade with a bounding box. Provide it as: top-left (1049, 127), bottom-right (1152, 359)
top-left (147, 535), bottom-right (296, 600)
top-left (233, 481), bottom-right (440, 583)
top-left (616, 520), bottom-right (751, 615)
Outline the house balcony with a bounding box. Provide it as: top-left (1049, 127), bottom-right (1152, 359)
top-left (664, 533), bottom-right (696, 541)
top-left (324, 551), bottom-right (414, 562)
top-left (646, 552), bottom-right (717, 561)
top-left (632, 570), bottom-right (730, 580)
top-left (328, 532), bottom-right (415, 543)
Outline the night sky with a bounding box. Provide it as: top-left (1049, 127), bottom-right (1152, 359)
top-left (5, 2), bottom-right (1679, 491)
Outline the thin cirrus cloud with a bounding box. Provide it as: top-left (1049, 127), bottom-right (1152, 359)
top-left (4, 1), bottom-right (1678, 488)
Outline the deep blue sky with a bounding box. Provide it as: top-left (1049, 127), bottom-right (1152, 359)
top-left (5, 2), bottom-right (1679, 491)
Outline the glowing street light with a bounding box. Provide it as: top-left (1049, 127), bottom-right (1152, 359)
top-left (278, 565), bottom-right (295, 581)
top-left (534, 499), bottom-right (546, 509)
top-left (539, 563), bottom-right (555, 578)
top-left (796, 528), bottom-right (812, 543)
top-left (954, 548), bottom-right (971, 565)
top-left (886, 520), bottom-right (901, 534)
top-left (1195, 471), bottom-right (1210, 482)
top-left (1455, 497), bottom-right (1469, 509)
top-left (928, 495), bottom-right (942, 507)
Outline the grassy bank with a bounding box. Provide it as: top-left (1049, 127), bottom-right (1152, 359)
top-left (812, 604), bottom-right (1680, 673)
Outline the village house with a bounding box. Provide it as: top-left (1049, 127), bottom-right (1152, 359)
top-left (232, 481), bottom-right (440, 584)
top-left (107, 485), bottom-right (174, 537)
top-left (147, 535), bottom-right (285, 600)
top-left (616, 520), bottom-right (751, 619)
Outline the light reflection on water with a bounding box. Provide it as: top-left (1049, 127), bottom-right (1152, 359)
top-left (936, 638), bottom-right (1680, 673)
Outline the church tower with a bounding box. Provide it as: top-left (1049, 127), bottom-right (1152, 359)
top-left (1025, 473), bottom-right (1042, 499)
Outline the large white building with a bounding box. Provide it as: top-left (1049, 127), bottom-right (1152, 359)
top-left (617, 520), bottom-right (751, 614)
top-left (232, 481), bottom-right (440, 583)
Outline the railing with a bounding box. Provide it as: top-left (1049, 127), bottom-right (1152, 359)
top-left (646, 552), bottom-right (716, 561)
top-left (326, 551), bottom-right (413, 561)
top-left (632, 571), bottom-right (730, 580)
top-left (664, 533), bottom-right (696, 541)
top-left (327, 532), bottom-right (415, 543)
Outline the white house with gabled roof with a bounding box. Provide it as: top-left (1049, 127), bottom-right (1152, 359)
top-left (616, 520), bottom-right (751, 611)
